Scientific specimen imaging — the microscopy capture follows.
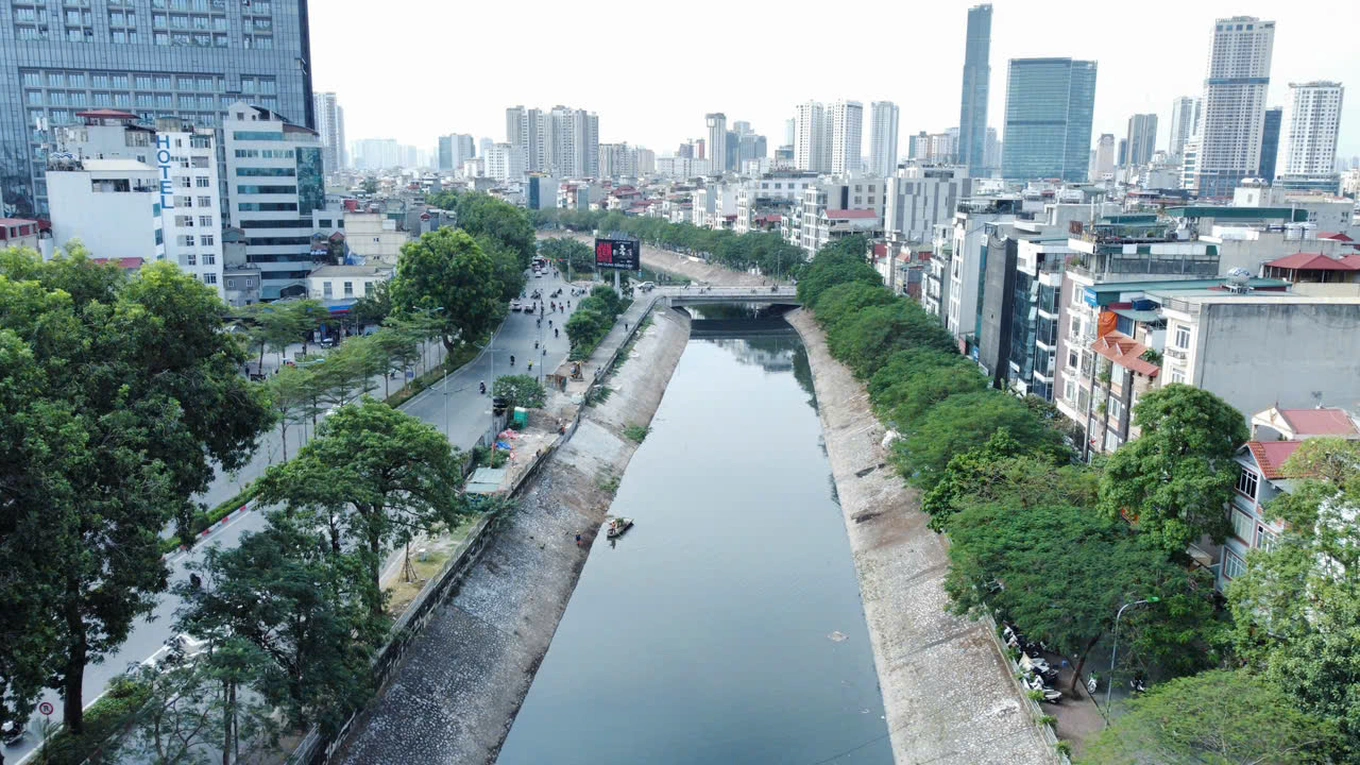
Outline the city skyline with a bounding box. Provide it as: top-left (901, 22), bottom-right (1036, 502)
top-left (311, 0), bottom-right (1359, 160)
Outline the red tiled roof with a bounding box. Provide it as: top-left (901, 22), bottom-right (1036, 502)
top-left (0, 217), bottom-right (39, 226)
top-left (1278, 408), bottom-right (1360, 437)
top-left (76, 109), bottom-right (139, 119)
top-left (1319, 232), bottom-right (1354, 242)
top-left (1090, 332), bottom-right (1160, 377)
top-left (873, 243), bottom-right (888, 257)
top-left (826, 209), bottom-right (877, 220)
top-left (92, 257), bottom-right (144, 270)
top-left (1264, 252), bottom-right (1360, 271)
top-left (1247, 440), bottom-right (1303, 479)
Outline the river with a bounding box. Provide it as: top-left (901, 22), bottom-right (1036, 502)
top-left (496, 314), bottom-right (891, 765)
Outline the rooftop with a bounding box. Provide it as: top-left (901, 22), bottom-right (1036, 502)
top-left (309, 265), bottom-right (393, 279)
top-left (1246, 441), bottom-right (1303, 480)
top-left (1263, 252), bottom-right (1360, 271)
top-left (827, 209), bottom-right (877, 220)
top-left (1091, 332), bottom-right (1160, 377)
top-left (1278, 408), bottom-right (1360, 438)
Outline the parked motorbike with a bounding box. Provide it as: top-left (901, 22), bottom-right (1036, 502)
top-left (1020, 654), bottom-right (1060, 683)
top-left (1024, 675), bottom-right (1063, 704)
top-left (2, 720), bottom-right (26, 747)
top-left (1130, 674), bottom-right (1148, 694)
top-left (1085, 673), bottom-right (1099, 695)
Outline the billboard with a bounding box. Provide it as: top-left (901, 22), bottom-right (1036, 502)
top-left (594, 236), bottom-right (640, 271)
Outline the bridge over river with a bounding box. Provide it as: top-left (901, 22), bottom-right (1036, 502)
top-left (653, 284), bottom-right (799, 306)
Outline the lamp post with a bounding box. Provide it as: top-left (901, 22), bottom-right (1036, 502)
top-left (1105, 596), bottom-right (1160, 716)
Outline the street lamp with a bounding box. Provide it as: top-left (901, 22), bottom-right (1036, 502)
top-left (1105, 596), bottom-right (1161, 715)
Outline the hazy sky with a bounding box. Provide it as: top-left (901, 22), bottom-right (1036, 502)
top-left (312, 0), bottom-right (1360, 159)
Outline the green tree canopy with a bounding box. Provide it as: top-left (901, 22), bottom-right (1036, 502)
top-left (453, 193), bottom-right (537, 269)
top-left (253, 399), bottom-right (466, 615)
top-left (1080, 669), bottom-right (1341, 765)
top-left (350, 280), bottom-right (393, 326)
top-left (894, 390), bottom-right (1070, 489)
top-left (1098, 384), bottom-right (1248, 553)
top-left (539, 237), bottom-right (594, 274)
top-left (391, 228), bottom-right (504, 352)
top-left (946, 501), bottom-right (1220, 689)
top-left (0, 251), bottom-right (272, 732)
top-left (493, 375), bottom-right (547, 411)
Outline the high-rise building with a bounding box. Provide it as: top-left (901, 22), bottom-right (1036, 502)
top-left (1260, 106), bottom-right (1283, 182)
top-left (785, 119), bottom-right (796, 147)
top-left (1191, 16), bottom-right (1276, 198)
top-left (829, 100), bottom-right (864, 175)
top-left (437, 134), bottom-right (476, 173)
top-left (508, 105), bottom-right (597, 178)
top-left (1168, 96), bottom-right (1202, 158)
top-left (794, 101), bottom-right (829, 173)
top-left (869, 101), bottom-right (900, 178)
top-left (733, 121), bottom-right (752, 136)
top-left (957, 4), bottom-right (993, 176)
top-left (351, 139), bottom-right (401, 171)
top-left (0, 0), bottom-right (315, 218)
top-left (483, 142), bottom-right (524, 182)
top-left (984, 127), bottom-right (1002, 175)
top-left (313, 93), bottom-right (345, 173)
top-left (1284, 82), bottom-right (1344, 176)
top-left (1001, 58), bottom-right (1098, 182)
top-left (224, 102), bottom-right (325, 301)
top-left (706, 113), bottom-right (728, 176)
top-left (1125, 114), bottom-right (1158, 166)
top-left (1093, 133), bottom-right (1116, 178)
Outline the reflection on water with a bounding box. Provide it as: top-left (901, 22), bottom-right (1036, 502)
top-left (496, 327), bottom-right (889, 765)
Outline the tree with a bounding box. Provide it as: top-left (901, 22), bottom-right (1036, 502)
top-left (350, 280), bottom-right (393, 327)
top-left (390, 228), bottom-right (504, 352)
top-left (894, 390), bottom-right (1070, 489)
top-left (492, 375), bottom-right (547, 411)
top-left (177, 522), bottom-right (382, 737)
top-left (370, 328), bottom-right (421, 398)
top-left (565, 308), bottom-right (607, 355)
top-left (1098, 384), bottom-right (1248, 553)
top-left (252, 399), bottom-right (467, 616)
top-left (476, 234), bottom-right (528, 302)
top-left (361, 176), bottom-right (378, 195)
top-left (795, 237), bottom-right (879, 307)
top-left (453, 193), bottom-right (537, 269)
top-left (539, 237), bottom-right (594, 275)
top-left (235, 300), bottom-right (313, 371)
top-left (114, 641), bottom-right (277, 765)
top-left (1080, 669), bottom-right (1341, 765)
top-left (1228, 438), bottom-right (1360, 749)
top-left (0, 253), bottom-right (272, 733)
top-left (825, 302), bottom-right (956, 378)
top-left (264, 365), bottom-right (312, 463)
top-left (946, 502), bottom-right (1219, 690)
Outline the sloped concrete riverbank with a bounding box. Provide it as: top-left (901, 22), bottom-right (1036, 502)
top-left (336, 307), bottom-right (690, 765)
top-left (786, 309), bottom-right (1056, 765)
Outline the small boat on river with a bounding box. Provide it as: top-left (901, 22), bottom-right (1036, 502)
top-left (606, 517), bottom-right (633, 538)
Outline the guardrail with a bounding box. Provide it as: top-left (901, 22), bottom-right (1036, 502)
top-left (288, 295), bottom-right (666, 765)
top-left (982, 614), bottom-right (1069, 765)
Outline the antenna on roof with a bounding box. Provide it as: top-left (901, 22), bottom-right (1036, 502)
top-left (1312, 391), bottom-right (1324, 409)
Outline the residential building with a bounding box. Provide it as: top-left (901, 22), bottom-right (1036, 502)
top-left (483, 142), bottom-right (524, 182)
top-left (351, 139), bottom-right (400, 171)
top-left (736, 133), bottom-right (767, 170)
top-left (313, 92), bottom-right (345, 174)
top-left (788, 179), bottom-right (884, 256)
top-left (884, 164), bottom-right (973, 248)
top-left (437, 134), bottom-right (476, 173)
top-left (525, 175), bottom-right (560, 211)
top-left (869, 101), bottom-right (900, 178)
top-left (794, 101), bottom-right (829, 173)
top-left (155, 118), bottom-right (224, 293)
top-left (1221, 406), bottom-right (1360, 589)
top-left (307, 264), bottom-right (393, 305)
top-left (224, 101), bottom-right (326, 300)
top-left (975, 223), bottom-right (1072, 396)
top-left (957, 4), bottom-right (993, 177)
top-left (1281, 81), bottom-right (1344, 190)
top-left (830, 101), bottom-right (864, 176)
top-left (599, 143), bottom-right (638, 179)
top-left (706, 113), bottom-right (727, 177)
top-left (1126, 113), bottom-right (1158, 166)
top-left (47, 157), bottom-right (163, 267)
top-left (0, 0), bottom-right (315, 218)
top-left (946, 195), bottom-right (1026, 339)
top-left (1002, 58), bottom-right (1098, 182)
top-left (549, 105), bottom-right (599, 178)
top-left (735, 172), bottom-right (819, 233)
top-left (506, 106), bottom-right (550, 173)
top-left (1191, 16), bottom-right (1276, 198)
top-left (342, 212), bottom-right (407, 265)
top-left (1168, 96), bottom-right (1202, 159)
top-left (0, 217), bottom-right (42, 253)
top-left (985, 127), bottom-right (1003, 177)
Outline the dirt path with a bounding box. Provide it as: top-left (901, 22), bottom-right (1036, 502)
top-left (786, 309), bottom-right (1057, 765)
top-left (336, 308), bottom-right (691, 765)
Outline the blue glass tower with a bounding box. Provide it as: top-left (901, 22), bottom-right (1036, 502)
top-left (0, 0), bottom-right (314, 218)
top-left (1001, 58), bottom-right (1098, 183)
top-left (956, 4), bottom-right (992, 177)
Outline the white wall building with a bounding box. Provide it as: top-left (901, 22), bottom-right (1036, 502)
top-left (830, 100), bottom-right (864, 176)
top-left (343, 212), bottom-right (408, 265)
top-left (307, 264), bottom-right (393, 304)
top-left (706, 113), bottom-right (728, 176)
top-left (484, 142), bottom-right (525, 182)
top-left (884, 164), bottom-right (973, 247)
top-left (1168, 95), bottom-right (1202, 159)
top-left (48, 158), bottom-right (164, 266)
top-left (1284, 81), bottom-right (1344, 176)
top-left (1191, 16), bottom-right (1276, 198)
top-left (794, 101), bottom-right (829, 173)
top-left (157, 122), bottom-right (224, 293)
top-left (313, 92), bottom-right (346, 173)
top-left (868, 101), bottom-right (900, 178)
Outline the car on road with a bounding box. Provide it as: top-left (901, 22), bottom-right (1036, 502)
top-left (638, 281), bottom-right (655, 292)
top-left (509, 299), bottom-right (523, 312)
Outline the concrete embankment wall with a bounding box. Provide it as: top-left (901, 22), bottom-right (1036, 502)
top-left (786, 309), bottom-right (1057, 765)
top-left (335, 307), bottom-right (691, 765)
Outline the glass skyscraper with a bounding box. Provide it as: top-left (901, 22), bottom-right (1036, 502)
top-left (1001, 58), bottom-right (1098, 183)
top-left (0, 0), bottom-right (314, 218)
top-left (956, 4), bottom-right (992, 177)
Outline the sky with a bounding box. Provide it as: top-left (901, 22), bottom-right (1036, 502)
top-left (312, 0), bottom-right (1360, 161)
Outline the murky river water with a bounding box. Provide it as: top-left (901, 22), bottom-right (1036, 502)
top-left (497, 319), bottom-right (891, 765)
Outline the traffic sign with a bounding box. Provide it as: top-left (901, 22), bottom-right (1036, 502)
top-left (38, 701), bottom-right (53, 716)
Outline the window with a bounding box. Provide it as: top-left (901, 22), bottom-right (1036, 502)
top-left (365, 282), bottom-right (374, 296)
top-left (201, 251), bottom-right (214, 261)
top-left (176, 176), bottom-right (191, 188)
top-left (1231, 509), bottom-right (1254, 542)
top-left (343, 281), bottom-right (354, 297)
top-left (1170, 369), bottom-right (1185, 384)
top-left (197, 195), bottom-right (212, 207)
top-left (1223, 550), bottom-right (1246, 580)
top-left (195, 176), bottom-right (210, 187)
top-left (1064, 379), bottom-right (1077, 402)
top-left (1108, 398), bottom-right (1123, 422)
top-left (1236, 469), bottom-right (1259, 500)
top-left (322, 282), bottom-right (332, 298)
top-left (176, 195), bottom-right (193, 207)
top-left (178, 235), bottom-right (195, 247)
top-left (185, 252), bottom-right (197, 265)
top-left (1070, 317), bottom-right (1083, 339)
top-left (203, 273), bottom-right (217, 285)
top-left (1173, 325), bottom-right (1190, 349)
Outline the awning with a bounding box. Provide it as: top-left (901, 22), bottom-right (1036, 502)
top-left (1091, 333), bottom-right (1160, 377)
